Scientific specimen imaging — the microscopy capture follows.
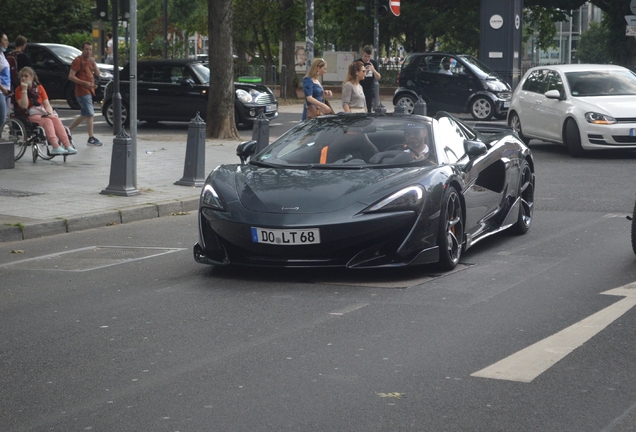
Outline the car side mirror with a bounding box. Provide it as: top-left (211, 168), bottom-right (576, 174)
top-left (181, 78), bottom-right (195, 87)
top-left (44, 59), bottom-right (56, 68)
top-left (464, 139), bottom-right (488, 157)
top-left (236, 140), bottom-right (257, 165)
top-left (544, 89), bottom-right (563, 100)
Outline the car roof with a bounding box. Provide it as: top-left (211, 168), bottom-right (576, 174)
top-left (137, 59), bottom-right (203, 66)
top-left (526, 64), bottom-right (631, 73)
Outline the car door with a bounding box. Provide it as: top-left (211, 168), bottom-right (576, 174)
top-left (142, 64), bottom-right (207, 121)
top-left (439, 56), bottom-right (476, 112)
top-left (435, 116), bottom-right (508, 240)
top-left (415, 55), bottom-right (445, 110)
top-left (135, 64), bottom-right (155, 119)
top-left (26, 45), bottom-right (67, 100)
top-left (532, 70), bottom-right (568, 142)
top-left (514, 69), bottom-right (548, 138)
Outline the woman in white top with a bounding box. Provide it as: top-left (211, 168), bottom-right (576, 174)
top-left (341, 61), bottom-right (367, 113)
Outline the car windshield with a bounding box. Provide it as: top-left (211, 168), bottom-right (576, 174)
top-left (45, 44), bottom-right (82, 64)
top-left (458, 55), bottom-right (497, 79)
top-left (253, 116), bottom-right (438, 168)
top-left (191, 63), bottom-right (210, 84)
top-left (566, 70), bottom-right (636, 96)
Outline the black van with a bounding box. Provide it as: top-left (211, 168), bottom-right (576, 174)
top-left (393, 53), bottom-right (512, 121)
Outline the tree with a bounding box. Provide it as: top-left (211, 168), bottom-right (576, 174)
top-left (576, 21), bottom-right (611, 63)
top-left (1, 0), bottom-right (93, 43)
top-left (208, 0), bottom-right (240, 139)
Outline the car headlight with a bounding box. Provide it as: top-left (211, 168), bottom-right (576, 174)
top-left (236, 89), bottom-right (252, 103)
top-left (363, 186), bottom-right (425, 213)
top-left (585, 112), bottom-right (616, 125)
top-left (200, 184), bottom-right (226, 211)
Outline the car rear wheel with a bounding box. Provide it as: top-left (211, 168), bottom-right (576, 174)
top-left (65, 84), bottom-right (80, 110)
top-left (508, 112), bottom-right (530, 145)
top-left (437, 186), bottom-right (463, 271)
top-left (470, 96), bottom-right (494, 121)
top-left (394, 94), bottom-right (416, 114)
top-left (104, 101), bottom-right (130, 127)
top-left (511, 161), bottom-right (534, 235)
top-left (564, 118), bottom-right (585, 157)
top-left (632, 200), bottom-right (636, 256)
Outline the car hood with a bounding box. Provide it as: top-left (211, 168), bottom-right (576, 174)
top-left (234, 82), bottom-right (272, 94)
top-left (216, 164), bottom-right (435, 214)
top-left (573, 96), bottom-right (636, 117)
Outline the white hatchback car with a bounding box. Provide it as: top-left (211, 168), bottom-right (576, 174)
top-left (508, 64), bottom-right (636, 156)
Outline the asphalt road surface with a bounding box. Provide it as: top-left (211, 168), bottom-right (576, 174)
top-left (3, 104), bottom-right (636, 431)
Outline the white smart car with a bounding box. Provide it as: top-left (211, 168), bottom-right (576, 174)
top-left (508, 64), bottom-right (636, 156)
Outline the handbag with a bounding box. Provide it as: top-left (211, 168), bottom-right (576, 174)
top-left (28, 105), bottom-right (49, 116)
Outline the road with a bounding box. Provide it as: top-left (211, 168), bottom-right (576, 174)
top-left (3, 105), bottom-right (636, 431)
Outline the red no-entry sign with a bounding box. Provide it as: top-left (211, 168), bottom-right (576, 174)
top-left (390, 0), bottom-right (400, 16)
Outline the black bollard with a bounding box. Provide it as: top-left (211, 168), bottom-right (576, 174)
top-left (101, 130), bottom-right (140, 196)
top-left (251, 111), bottom-right (270, 155)
top-left (175, 112), bottom-right (206, 187)
top-left (413, 96), bottom-right (427, 116)
top-left (394, 101), bottom-right (406, 115)
top-left (374, 102), bottom-right (387, 115)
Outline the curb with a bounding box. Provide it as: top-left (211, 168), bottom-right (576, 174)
top-left (0, 197), bottom-right (200, 243)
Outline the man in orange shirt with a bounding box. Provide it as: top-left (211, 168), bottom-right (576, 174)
top-left (68, 42), bottom-right (102, 146)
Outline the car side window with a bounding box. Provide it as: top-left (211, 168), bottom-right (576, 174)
top-left (27, 46), bottom-right (53, 66)
top-left (138, 66), bottom-right (153, 82)
top-left (152, 66), bottom-right (173, 83)
top-left (545, 71), bottom-right (564, 95)
top-left (435, 117), bottom-right (466, 164)
top-left (522, 69), bottom-right (548, 93)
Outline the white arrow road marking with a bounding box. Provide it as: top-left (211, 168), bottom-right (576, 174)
top-left (471, 281), bottom-right (636, 383)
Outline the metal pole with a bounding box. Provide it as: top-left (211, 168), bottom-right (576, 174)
top-left (163, 0), bottom-right (168, 59)
top-left (306, 0), bottom-right (314, 72)
top-left (112, 0), bottom-right (122, 136)
top-left (130, 0), bottom-right (138, 188)
top-left (374, 0), bottom-right (379, 63)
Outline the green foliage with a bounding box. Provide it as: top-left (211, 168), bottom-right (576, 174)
top-left (577, 22), bottom-right (611, 64)
top-left (1, 0), bottom-right (93, 43)
top-left (58, 33), bottom-right (93, 50)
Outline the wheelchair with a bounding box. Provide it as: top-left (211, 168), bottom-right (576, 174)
top-left (1, 112), bottom-right (75, 163)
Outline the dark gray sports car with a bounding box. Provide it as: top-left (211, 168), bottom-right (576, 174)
top-left (193, 112), bottom-right (535, 270)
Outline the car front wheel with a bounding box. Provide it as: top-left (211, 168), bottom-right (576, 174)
top-left (394, 94), bottom-right (416, 114)
top-left (564, 118), bottom-right (585, 157)
top-left (470, 96), bottom-right (494, 121)
top-left (437, 186), bottom-right (464, 271)
top-left (104, 101), bottom-right (130, 127)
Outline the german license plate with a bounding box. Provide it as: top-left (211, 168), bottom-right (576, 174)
top-left (503, 101), bottom-right (510, 108)
top-left (265, 104), bottom-right (277, 112)
top-left (251, 227), bottom-right (320, 245)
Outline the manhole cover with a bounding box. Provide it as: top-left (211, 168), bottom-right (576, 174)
top-left (0, 246), bottom-right (187, 272)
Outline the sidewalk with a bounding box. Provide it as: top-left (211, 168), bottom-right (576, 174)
top-left (0, 98), bottom-right (392, 243)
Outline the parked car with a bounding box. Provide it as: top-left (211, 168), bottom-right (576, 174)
top-left (193, 111), bottom-right (534, 270)
top-left (101, 59), bottom-right (278, 128)
top-left (393, 53), bottom-right (512, 121)
top-left (508, 64), bottom-right (636, 157)
top-left (9, 43), bottom-right (115, 110)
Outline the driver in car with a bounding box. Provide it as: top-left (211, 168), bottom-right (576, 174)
top-left (403, 124), bottom-right (430, 160)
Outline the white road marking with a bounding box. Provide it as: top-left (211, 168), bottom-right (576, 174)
top-left (471, 281), bottom-right (636, 383)
top-left (329, 303), bottom-right (369, 315)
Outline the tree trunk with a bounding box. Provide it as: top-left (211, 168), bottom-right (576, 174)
top-left (280, 0), bottom-right (298, 100)
top-left (207, 0), bottom-right (240, 139)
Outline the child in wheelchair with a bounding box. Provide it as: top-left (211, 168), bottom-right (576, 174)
top-left (14, 66), bottom-right (76, 155)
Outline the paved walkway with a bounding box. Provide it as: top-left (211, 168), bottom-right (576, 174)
top-left (0, 97), bottom-right (397, 242)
